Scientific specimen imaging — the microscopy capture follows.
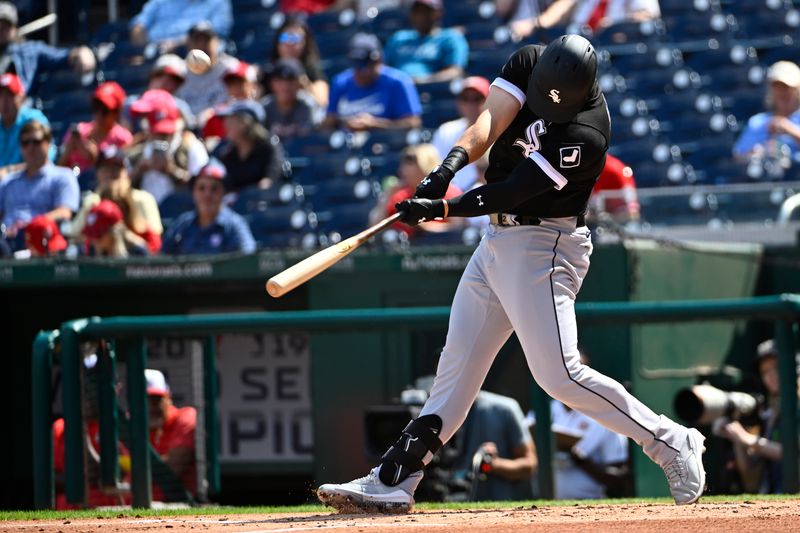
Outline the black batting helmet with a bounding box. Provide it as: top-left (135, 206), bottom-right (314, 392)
top-left (527, 35), bottom-right (598, 123)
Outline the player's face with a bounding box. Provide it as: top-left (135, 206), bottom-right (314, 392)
top-left (771, 82), bottom-right (800, 116)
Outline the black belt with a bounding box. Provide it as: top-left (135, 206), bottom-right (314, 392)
top-left (489, 213), bottom-right (586, 227)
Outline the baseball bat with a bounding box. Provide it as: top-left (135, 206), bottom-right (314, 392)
top-left (266, 212), bottom-right (402, 298)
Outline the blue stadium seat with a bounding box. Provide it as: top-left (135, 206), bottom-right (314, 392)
top-left (158, 191), bottom-right (195, 224)
top-left (314, 201), bottom-right (376, 236)
top-left (232, 183), bottom-right (305, 215)
top-left (737, 8), bottom-right (800, 39)
top-left (367, 8), bottom-right (407, 42)
top-left (662, 12), bottom-right (738, 40)
top-left (591, 19), bottom-right (666, 47)
top-left (78, 169), bottom-right (97, 193)
top-left (306, 177), bottom-right (380, 210)
top-left (247, 206), bottom-right (313, 249)
top-left (91, 20), bottom-right (131, 45)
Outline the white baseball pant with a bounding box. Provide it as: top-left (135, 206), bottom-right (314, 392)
top-left (419, 217), bottom-right (689, 468)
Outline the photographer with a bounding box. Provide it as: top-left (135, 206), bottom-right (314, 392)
top-left (717, 340), bottom-right (789, 493)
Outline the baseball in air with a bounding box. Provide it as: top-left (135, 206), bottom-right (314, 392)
top-left (185, 49), bottom-right (211, 74)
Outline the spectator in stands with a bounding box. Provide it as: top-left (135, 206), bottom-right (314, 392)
top-left (201, 60), bottom-right (260, 146)
top-left (122, 54), bottom-right (196, 133)
top-left (0, 120), bottom-right (78, 243)
top-left (384, 0), bottom-right (469, 83)
top-left (588, 153), bottom-right (640, 224)
top-left (175, 21), bottom-right (238, 121)
top-left (161, 159), bottom-right (256, 254)
top-left (279, 0), bottom-right (337, 15)
top-left (717, 340), bottom-right (792, 494)
top-left (544, 349), bottom-right (631, 499)
top-left (324, 33), bottom-right (422, 131)
top-left (497, 0), bottom-right (660, 39)
top-left (128, 89), bottom-right (209, 204)
top-left (0, 2), bottom-right (95, 95)
top-left (23, 215), bottom-right (67, 257)
top-left (268, 16), bottom-right (329, 107)
top-left (431, 76), bottom-right (489, 191)
top-left (57, 82), bottom-right (133, 173)
top-left (734, 61), bottom-right (800, 162)
top-left (262, 59), bottom-right (323, 141)
top-left (129, 0), bottom-right (232, 48)
top-left (82, 199), bottom-right (148, 257)
top-left (376, 143), bottom-right (462, 237)
top-left (145, 369), bottom-right (198, 500)
top-left (216, 100), bottom-right (284, 192)
top-left (0, 73), bottom-right (53, 175)
top-left (72, 146), bottom-right (162, 255)
top-left (456, 389), bottom-right (537, 501)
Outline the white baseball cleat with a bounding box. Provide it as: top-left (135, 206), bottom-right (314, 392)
top-left (316, 467), bottom-right (422, 514)
top-left (663, 428), bottom-right (706, 505)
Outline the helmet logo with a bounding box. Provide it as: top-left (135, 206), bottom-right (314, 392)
top-left (549, 89), bottom-right (561, 103)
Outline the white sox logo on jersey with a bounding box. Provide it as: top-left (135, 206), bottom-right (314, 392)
top-left (513, 119), bottom-right (547, 158)
top-left (549, 89), bottom-right (561, 103)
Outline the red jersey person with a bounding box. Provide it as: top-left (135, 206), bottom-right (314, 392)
top-left (590, 153), bottom-right (640, 223)
top-left (146, 369), bottom-right (198, 500)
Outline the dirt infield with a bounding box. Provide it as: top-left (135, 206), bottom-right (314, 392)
top-left (4, 499), bottom-right (800, 533)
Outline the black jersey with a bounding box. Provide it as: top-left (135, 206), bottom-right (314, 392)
top-left (487, 45), bottom-right (610, 218)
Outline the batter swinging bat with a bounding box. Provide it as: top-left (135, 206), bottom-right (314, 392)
top-left (266, 212), bottom-right (402, 298)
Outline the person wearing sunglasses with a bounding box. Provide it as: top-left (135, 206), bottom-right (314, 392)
top-left (0, 120), bottom-right (79, 247)
top-left (268, 17), bottom-right (328, 108)
top-left (57, 82), bottom-right (133, 173)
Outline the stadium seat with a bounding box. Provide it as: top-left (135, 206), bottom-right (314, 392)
top-left (367, 7), bottom-right (407, 41)
top-left (158, 191), bottom-right (195, 225)
top-left (232, 183), bottom-right (305, 215)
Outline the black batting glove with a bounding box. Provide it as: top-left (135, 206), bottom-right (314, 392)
top-left (414, 146), bottom-right (469, 199)
top-left (396, 198), bottom-right (446, 226)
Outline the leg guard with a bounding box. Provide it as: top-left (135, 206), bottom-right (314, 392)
top-left (379, 414), bottom-right (443, 486)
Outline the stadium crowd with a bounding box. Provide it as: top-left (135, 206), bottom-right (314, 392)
top-left (0, 0), bottom-right (799, 258)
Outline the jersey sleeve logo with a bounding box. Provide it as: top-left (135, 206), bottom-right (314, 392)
top-left (513, 119), bottom-right (547, 157)
top-left (559, 146), bottom-right (581, 168)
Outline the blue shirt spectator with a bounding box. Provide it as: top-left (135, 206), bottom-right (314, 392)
top-left (130, 0), bottom-right (233, 45)
top-left (0, 2), bottom-right (95, 95)
top-left (734, 61), bottom-right (800, 161)
top-left (0, 120), bottom-right (79, 239)
top-left (383, 0), bottom-right (468, 83)
top-left (161, 207), bottom-right (255, 254)
top-left (161, 159), bottom-right (255, 255)
top-left (324, 33), bottom-right (422, 131)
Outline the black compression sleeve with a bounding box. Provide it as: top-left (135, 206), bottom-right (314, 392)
top-left (446, 157), bottom-right (557, 217)
top-left (440, 146), bottom-right (469, 177)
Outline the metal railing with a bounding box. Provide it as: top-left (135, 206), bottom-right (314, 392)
top-left (32, 295), bottom-right (800, 508)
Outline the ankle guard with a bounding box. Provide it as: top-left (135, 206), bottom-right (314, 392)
top-left (379, 415), bottom-right (443, 486)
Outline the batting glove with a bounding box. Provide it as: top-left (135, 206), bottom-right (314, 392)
top-left (414, 146), bottom-right (469, 199)
top-left (396, 198), bottom-right (446, 226)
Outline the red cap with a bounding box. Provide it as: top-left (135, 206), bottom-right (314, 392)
top-left (460, 76), bottom-right (490, 99)
top-left (0, 73), bottom-right (23, 96)
top-left (195, 158), bottom-right (227, 181)
top-left (223, 61), bottom-right (257, 83)
top-left (130, 89), bottom-right (180, 135)
top-left (25, 216), bottom-right (67, 255)
top-left (93, 81), bottom-right (126, 111)
top-left (82, 200), bottom-right (123, 240)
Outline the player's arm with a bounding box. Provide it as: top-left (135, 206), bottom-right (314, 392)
top-left (414, 86), bottom-right (521, 200)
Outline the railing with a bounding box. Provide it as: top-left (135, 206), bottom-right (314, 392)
top-left (33, 295), bottom-right (800, 508)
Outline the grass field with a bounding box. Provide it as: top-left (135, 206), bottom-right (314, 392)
top-left (2, 493), bottom-right (795, 521)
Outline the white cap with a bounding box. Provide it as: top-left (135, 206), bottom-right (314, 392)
top-left (152, 54), bottom-right (188, 80)
top-left (145, 369), bottom-right (170, 397)
top-left (767, 61), bottom-right (800, 87)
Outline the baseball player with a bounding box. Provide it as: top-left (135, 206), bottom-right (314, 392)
top-left (317, 35), bottom-right (705, 512)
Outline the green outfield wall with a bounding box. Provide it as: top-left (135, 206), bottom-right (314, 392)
top-left (3, 240), bottom-right (790, 508)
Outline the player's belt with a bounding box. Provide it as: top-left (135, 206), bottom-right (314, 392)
top-left (489, 214), bottom-right (587, 227)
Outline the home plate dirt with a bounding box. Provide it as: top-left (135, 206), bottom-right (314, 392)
top-left (4, 500), bottom-right (800, 533)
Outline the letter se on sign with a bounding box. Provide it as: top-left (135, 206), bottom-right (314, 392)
top-left (217, 333), bottom-right (313, 462)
